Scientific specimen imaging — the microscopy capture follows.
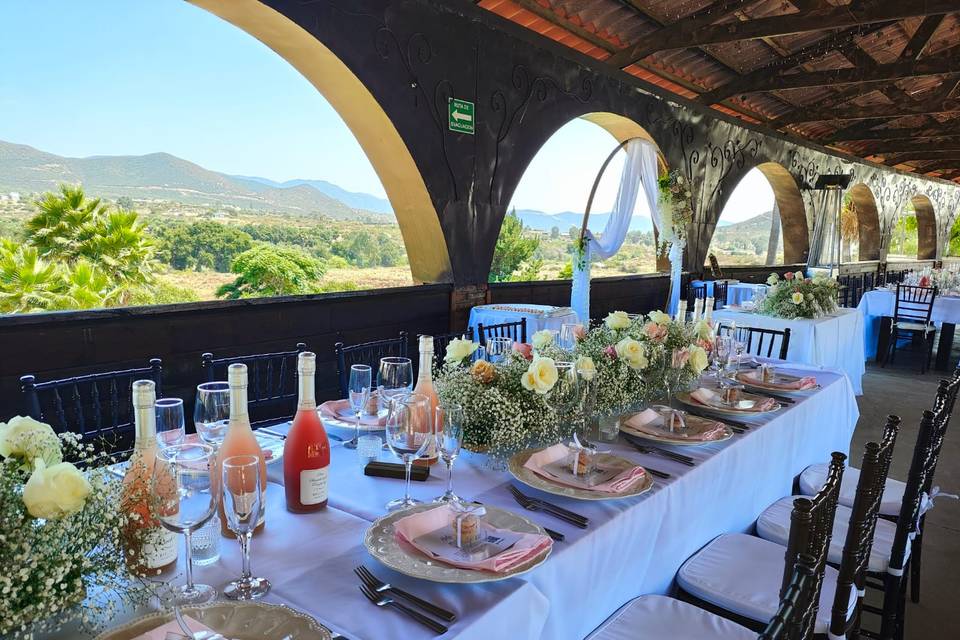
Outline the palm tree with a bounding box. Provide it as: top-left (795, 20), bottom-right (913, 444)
top-left (53, 259), bottom-right (121, 310)
top-left (26, 184), bottom-right (107, 260)
top-left (0, 241), bottom-right (61, 313)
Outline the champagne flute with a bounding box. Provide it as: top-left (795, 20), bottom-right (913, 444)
top-left (378, 357), bottom-right (413, 412)
top-left (194, 382), bottom-right (230, 447)
top-left (344, 364), bottom-right (372, 450)
top-left (222, 454), bottom-right (271, 600)
top-left (486, 337), bottom-right (513, 364)
top-left (156, 397), bottom-right (185, 448)
top-left (384, 393), bottom-right (432, 511)
top-left (152, 443), bottom-right (217, 606)
top-left (560, 323), bottom-right (582, 351)
top-left (433, 404), bottom-right (463, 503)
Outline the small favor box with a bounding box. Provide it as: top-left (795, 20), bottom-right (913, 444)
top-left (450, 502), bottom-right (485, 549)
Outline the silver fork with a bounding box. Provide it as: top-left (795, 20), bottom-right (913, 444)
top-left (628, 443), bottom-right (695, 466)
top-left (507, 485), bottom-right (588, 529)
top-left (359, 583), bottom-right (448, 634)
top-left (355, 565), bottom-right (456, 622)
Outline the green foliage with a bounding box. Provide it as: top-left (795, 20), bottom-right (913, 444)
top-left (489, 210), bottom-right (541, 282)
top-left (153, 220), bottom-right (253, 271)
top-left (948, 217), bottom-right (960, 257)
top-left (333, 230), bottom-right (405, 268)
top-left (216, 245), bottom-right (326, 299)
top-left (316, 279), bottom-right (359, 293)
top-left (557, 260), bottom-right (573, 279)
top-left (890, 214), bottom-right (919, 257)
top-left (116, 196), bottom-right (135, 210)
top-left (129, 280), bottom-right (200, 306)
top-left (0, 242), bottom-right (61, 313)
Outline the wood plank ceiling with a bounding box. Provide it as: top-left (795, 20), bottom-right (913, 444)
top-left (477, 0), bottom-right (960, 183)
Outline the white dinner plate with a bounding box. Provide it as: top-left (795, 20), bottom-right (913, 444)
top-left (675, 390), bottom-right (781, 417)
top-left (508, 447), bottom-right (654, 500)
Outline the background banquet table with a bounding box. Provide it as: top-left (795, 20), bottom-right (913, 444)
top-left (690, 280), bottom-right (767, 306)
top-left (468, 304), bottom-right (579, 340)
top-left (858, 288), bottom-right (960, 370)
top-left (711, 307), bottom-right (865, 395)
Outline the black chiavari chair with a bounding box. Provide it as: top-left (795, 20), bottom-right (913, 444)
top-left (334, 332), bottom-right (408, 398)
top-left (884, 284), bottom-right (937, 372)
top-left (717, 324), bottom-right (791, 360)
top-left (687, 281), bottom-right (708, 310)
top-left (20, 358), bottom-right (163, 452)
top-left (475, 318), bottom-right (527, 347)
top-left (712, 281), bottom-right (729, 309)
top-left (202, 343), bottom-right (306, 429)
top-left (759, 555), bottom-right (818, 640)
top-left (429, 331), bottom-right (470, 370)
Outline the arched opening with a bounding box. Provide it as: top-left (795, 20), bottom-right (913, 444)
top-left (708, 163), bottom-right (807, 266)
top-left (190, 0), bottom-right (450, 284)
top-left (913, 195), bottom-right (938, 260)
top-left (845, 183), bottom-right (881, 261)
top-left (501, 113), bottom-right (664, 282)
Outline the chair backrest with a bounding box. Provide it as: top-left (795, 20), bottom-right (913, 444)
top-left (476, 318), bottom-right (527, 347)
top-left (829, 415), bottom-right (901, 637)
top-left (760, 554), bottom-right (819, 640)
top-left (334, 333), bottom-right (408, 398)
top-left (893, 284), bottom-right (937, 325)
top-left (201, 343), bottom-right (306, 428)
top-left (687, 282), bottom-right (708, 309)
top-left (429, 331), bottom-right (470, 370)
top-left (781, 451), bottom-right (846, 637)
top-left (712, 281), bottom-right (728, 309)
top-left (20, 358), bottom-right (163, 449)
top-left (718, 324), bottom-right (791, 360)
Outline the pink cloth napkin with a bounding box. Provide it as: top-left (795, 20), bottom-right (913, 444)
top-left (133, 616), bottom-right (214, 639)
top-left (319, 399), bottom-right (386, 426)
top-left (690, 387), bottom-right (777, 412)
top-left (394, 505), bottom-right (552, 573)
top-left (742, 370), bottom-right (817, 391)
top-left (624, 408), bottom-right (728, 441)
top-left (523, 444), bottom-right (646, 492)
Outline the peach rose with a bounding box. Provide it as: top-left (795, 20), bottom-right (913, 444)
top-left (512, 342), bottom-right (534, 361)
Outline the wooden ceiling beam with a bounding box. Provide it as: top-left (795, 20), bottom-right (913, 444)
top-left (900, 14), bottom-right (946, 61)
top-left (862, 137), bottom-right (960, 154)
top-left (824, 117), bottom-right (959, 142)
top-left (884, 151), bottom-right (960, 165)
top-left (776, 94), bottom-right (960, 124)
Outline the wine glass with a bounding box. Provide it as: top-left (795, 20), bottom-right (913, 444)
top-left (734, 327), bottom-right (750, 373)
top-left (156, 397), bottom-right (185, 448)
top-left (486, 337), bottom-right (513, 364)
top-left (344, 364), bottom-right (372, 450)
top-left (194, 382), bottom-right (230, 447)
top-left (545, 361), bottom-right (580, 419)
top-left (560, 323), bottom-right (582, 351)
top-left (434, 403), bottom-right (463, 503)
top-left (222, 454), bottom-right (271, 600)
top-left (714, 335), bottom-right (734, 386)
top-left (384, 393), bottom-right (432, 511)
top-left (152, 443), bottom-right (217, 606)
top-left (377, 357), bottom-right (413, 412)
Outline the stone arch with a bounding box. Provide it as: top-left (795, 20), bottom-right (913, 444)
top-left (847, 183), bottom-right (881, 261)
top-left (913, 194), bottom-right (938, 260)
top-left (188, 0), bottom-right (451, 283)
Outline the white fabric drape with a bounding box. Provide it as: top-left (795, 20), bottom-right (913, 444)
top-left (571, 139), bottom-right (659, 323)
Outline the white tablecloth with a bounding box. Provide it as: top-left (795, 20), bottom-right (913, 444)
top-left (691, 280), bottom-right (767, 306)
top-left (712, 308), bottom-right (865, 395)
top-left (468, 304), bottom-right (579, 341)
top-left (858, 289), bottom-right (960, 359)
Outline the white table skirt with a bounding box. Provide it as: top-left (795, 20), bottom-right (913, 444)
top-left (711, 308), bottom-right (865, 395)
top-left (858, 289), bottom-right (960, 359)
top-left (468, 304), bottom-right (579, 340)
top-left (692, 280), bottom-right (766, 306)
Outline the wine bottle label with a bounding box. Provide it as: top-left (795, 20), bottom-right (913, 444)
top-left (300, 467), bottom-right (329, 505)
top-left (142, 527), bottom-right (178, 569)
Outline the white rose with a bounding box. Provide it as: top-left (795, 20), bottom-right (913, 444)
top-left (531, 329), bottom-right (555, 350)
top-left (689, 345), bottom-right (709, 374)
top-left (615, 338), bottom-right (648, 370)
top-left (575, 356), bottom-right (597, 381)
top-left (444, 338), bottom-right (478, 364)
top-left (791, 292), bottom-right (804, 304)
top-left (0, 415), bottom-right (62, 470)
top-left (22, 459), bottom-right (92, 520)
top-left (648, 310), bottom-right (672, 326)
top-left (766, 273), bottom-right (779, 286)
top-left (794, 271), bottom-right (805, 281)
top-left (524, 357), bottom-right (559, 394)
top-left (604, 310), bottom-right (631, 330)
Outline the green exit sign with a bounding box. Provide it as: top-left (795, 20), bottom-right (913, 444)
top-left (448, 98), bottom-right (475, 134)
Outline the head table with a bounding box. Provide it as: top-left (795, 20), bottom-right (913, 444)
top-left (711, 307), bottom-right (865, 395)
top-left (858, 288), bottom-right (960, 370)
top-left (689, 280), bottom-right (768, 307)
top-left (49, 363), bottom-right (855, 640)
top-left (468, 304), bottom-right (580, 340)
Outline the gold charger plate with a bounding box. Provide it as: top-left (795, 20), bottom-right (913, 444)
top-left (734, 371), bottom-right (821, 395)
top-left (676, 390), bottom-right (781, 416)
top-left (619, 410), bottom-right (734, 446)
top-left (364, 503), bottom-right (551, 584)
top-left (95, 602), bottom-right (332, 640)
top-left (508, 447), bottom-right (654, 500)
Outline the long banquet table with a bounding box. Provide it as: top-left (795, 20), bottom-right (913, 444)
top-left (711, 307), bottom-right (865, 395)
top-left (858, 288), bottom-right (960, 370)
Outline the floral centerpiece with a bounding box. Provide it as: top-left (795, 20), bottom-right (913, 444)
top-left (904, 268), bottom-right (960, 295)
top-left (657, 169), bottom-right (694, 250)
top-left (759, 271), bottom-right (839, 320)
top-left (0, 416), bottom-right (150, 638)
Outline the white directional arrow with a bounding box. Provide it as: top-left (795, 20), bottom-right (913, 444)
top-left (451, 110), bottom-right (473, 123)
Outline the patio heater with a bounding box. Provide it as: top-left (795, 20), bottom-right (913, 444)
top-left (814, 174), bottom-right (852, 278)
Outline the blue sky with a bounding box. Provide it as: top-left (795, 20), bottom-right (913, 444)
top-left (0, 0), bottom-right (771, 221)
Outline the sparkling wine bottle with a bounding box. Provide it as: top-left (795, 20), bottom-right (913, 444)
top-left (121, 379), bottom-right (178, 576)
top-left (283, 352), bottom-right (330, 512)
top-left (412, 335), bottom-right (439, 466)
top-left (217, 363), bottom-right (267, 536)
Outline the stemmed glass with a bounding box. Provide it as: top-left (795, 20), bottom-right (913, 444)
top-left (152, 443), bottom-right (217, 606)
top-left (378, 357), bottom-right (413, 412)
top-left (544, 361), bottom-right (580, 426)
top-left (714, 335), bottom-right (734, 386)
top-left (576, 367), bottom-right (598, 439)
top-left (486, 337), bottom-right (513, 363)
top-left (384, 393), bottom-right (432, 511)
top-left (194, 382), bottom-right (230, 447)
top-left (222, 454), bottom-right (271, 600)
top-left (434, 404), bottom-right (463, 503)
top-left (733, 327), bottom-right (750, 374)
top-left (560, 323), bottom-right (582, 351)
top-left (156, 398), bottom-right (185, 448)
top-left (344, 364), bottom-right (372, 450)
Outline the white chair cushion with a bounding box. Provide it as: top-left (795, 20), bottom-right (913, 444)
top-left (756, 496), bottom-right (907, 573)
top-left (799, 463), bottom-right (907, 517)
top-left (585, 595), bottom-right (756, 640)
top-left (892, 321), bottom-right (934, 333)
top-left (677, 533), bottom-right (856, 634)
